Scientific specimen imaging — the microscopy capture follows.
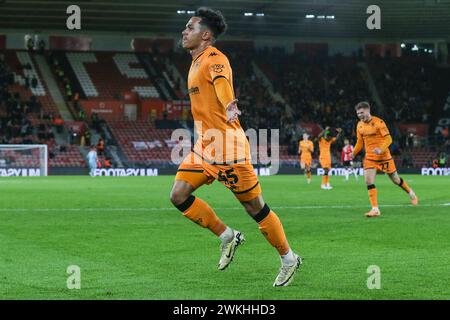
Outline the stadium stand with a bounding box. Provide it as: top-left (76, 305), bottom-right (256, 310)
top-left (63, 51), bottom-right (160, 99)
top-left (2, 45), bottom-right (449, 170)
top-left (0, 51), bottom-right (85, 167)
top-left (105, 119), bottom-right (174, 166)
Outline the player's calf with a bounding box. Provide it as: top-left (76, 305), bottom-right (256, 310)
top-left (365, 184), bottom-right (380, 217)
top-left (395, 177), bottom-right (418, 206)
top-left (245, 200), bottom-right (302, 286)
top-left (305, 168), bottom-right (312, 184)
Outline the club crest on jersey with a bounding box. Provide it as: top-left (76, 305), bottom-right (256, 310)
top-left (211, 64), bottom-right (224, 73)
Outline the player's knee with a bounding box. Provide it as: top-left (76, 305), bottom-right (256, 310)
top-left (169, 188), bottom-right (190, 206)
top-left (251, 203), bottom-right (270, 222)
top-left (241, 197), bottom-right (265, 217)
top-left (242, 202), bottom-right (257, 215)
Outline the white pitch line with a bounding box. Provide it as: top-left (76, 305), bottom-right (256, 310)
top-left (0, 203), bottom-right (449, 212)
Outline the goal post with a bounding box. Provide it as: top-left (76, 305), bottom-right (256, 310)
top-left (0, 144), bottom-right (48, 176)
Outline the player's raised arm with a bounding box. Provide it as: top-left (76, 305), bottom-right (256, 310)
top-left (316, 127), bottom-right (329, 142)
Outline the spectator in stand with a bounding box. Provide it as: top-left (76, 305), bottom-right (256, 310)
top-left (401, 152), bottom-right (413, 168)
top-left (73, 92), bottom-right (80, 111)
top-left (91, 112), bottom-right (100, 132)
top-left (439, 152), bottom-right (447, 167)
top-left (84, 129), bottom-right (91, 146)
top-left (97, 137), bottom-right (105, 156)
top-left (26, 38), bottom-right (34, 51)
top-left (104, 157), bottom-right (112, 168)
top-left (441, 126), bottom-right (449, 143)
top-left (53, 115), bottom-right (64, 133)
top-left (66, 83), bottom-right (72, 100)
top-left (46, 125), bottom-right (55, 140)
top-left (38, 39), bottom-right (46, 54)
top-left (432, 158), bottom-right (439, 168)
top-left (407, 133), bottom-right (415, 150)
top-left (68, 127), bottom-right (77, 145)
top-left (78, 109), bottom-right (86, 121)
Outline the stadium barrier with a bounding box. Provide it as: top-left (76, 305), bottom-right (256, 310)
top-left (93, 168), bottom-right (159, 176)
top-left (0, 168), bottom-right (42, 177)
top-left (421, 167), bottom-right (450, 176)
top-left (1, 167), bottom-right (448, 176)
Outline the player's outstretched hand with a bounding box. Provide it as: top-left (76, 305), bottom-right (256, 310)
top-left (226, 99), bottom-right (241, 123)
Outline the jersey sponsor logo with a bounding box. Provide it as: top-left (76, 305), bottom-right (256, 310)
top-left (208, 51), bottom-right (218, 57)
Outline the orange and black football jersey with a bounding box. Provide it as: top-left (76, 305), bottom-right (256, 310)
top-left (318, 137), bottom-right (336, 158)
top-left (187, 46), bottom-right (250, 163)
top-left (356, 116), bottom-right (392, 161)
top-left (299, 140), bottom-right (314, 159)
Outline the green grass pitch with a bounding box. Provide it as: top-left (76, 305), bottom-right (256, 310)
top-left (0, 174), bottom-right (449, 300)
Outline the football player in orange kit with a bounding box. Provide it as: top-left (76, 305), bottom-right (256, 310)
top-left (169, 7), bottom-right (301, 287)
top-left (352, 101), bottom-right (419, 217)
top-left (298, 133), bottom-right (314, 184)
top-left (317, 127), bottom-right (342, 190)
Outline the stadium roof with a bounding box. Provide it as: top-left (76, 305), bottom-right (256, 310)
top-left (0, 0), bottom-right (449, 39)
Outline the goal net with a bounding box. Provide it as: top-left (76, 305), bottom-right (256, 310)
top-left (0, 144), bottom-right (48, 177)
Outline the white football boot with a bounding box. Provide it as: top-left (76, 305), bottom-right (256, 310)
top-left (273, 253), bottom-right (302, 287)
top-left (218, 230), bottom-right (245, 270)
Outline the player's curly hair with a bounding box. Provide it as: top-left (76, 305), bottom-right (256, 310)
top-left (194, 7), bottom-right (227, 40)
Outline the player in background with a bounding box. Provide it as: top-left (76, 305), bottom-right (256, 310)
top-left (317, 127), bottom-right (342, 190)
top-left (86, 145), bottom-right (98, 177)
top-left (169, 7), bottom-right (301, 287)
top-left (298, 133), bottom-right (314, 184)
top-left (352, 101), bottom-right (419, 217)
top-left (342, 139), bottom-right (358, 181)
